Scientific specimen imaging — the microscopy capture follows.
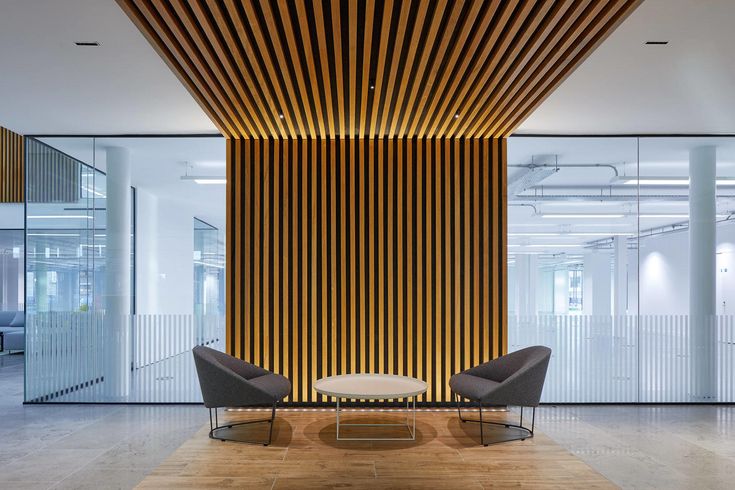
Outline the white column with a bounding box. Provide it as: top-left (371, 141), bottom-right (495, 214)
top-left (689, 145), bottom-right (717, 400)
top-left (516, 254), bottom-right (537, 318)
top-left (553, 268), bottom-right (569, 314)
top-left (583, 252), bottom-right (612, 316)
top-left (104, 147), bottom-right (131, 399)
top-left (613, 236), bottom-right (627, 316)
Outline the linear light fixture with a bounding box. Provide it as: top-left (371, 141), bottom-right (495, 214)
top-left (508, 244), bottom-right (585, 248)
top-left (27, 233), bottom-right (81, 237)
top-left (27, 215), bottom-right (93, 219)
top-left (639, 214), bottom-right (729, 218)
top-left (180, 175), bottom-right (226, 185)
top-left (616, 176), bottom-right (735, 186)
top-left (540, 213), bottom-right (625, 219)
top-left (509, 232), bottom-right (635, 237)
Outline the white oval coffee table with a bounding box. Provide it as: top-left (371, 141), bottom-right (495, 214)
top-left (314, 374), bottom-right (427, 441)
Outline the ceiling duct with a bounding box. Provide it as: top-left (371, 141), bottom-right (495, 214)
top-left (507, 154), bottom-right (559, 196)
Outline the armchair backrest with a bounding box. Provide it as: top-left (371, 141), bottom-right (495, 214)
top-left (466, 346), bottom-right (551, 406)
top-left (192, 345), bottom-right (272, 408)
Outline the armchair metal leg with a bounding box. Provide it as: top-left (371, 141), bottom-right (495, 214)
top-left (454, 392), bottom-right (535, 446)
top-left (208, 403), bottom-right (278, 446)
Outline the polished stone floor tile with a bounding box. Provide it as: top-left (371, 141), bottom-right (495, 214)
top-left (2, 354), bottom-right (735, 488)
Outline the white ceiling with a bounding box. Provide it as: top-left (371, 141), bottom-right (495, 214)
top-left (0, 0), bottom-right (217, 135)
top-left (516, 0), bottom-right (735, 135)
top-left (1, 0), bottom-right (734, 136)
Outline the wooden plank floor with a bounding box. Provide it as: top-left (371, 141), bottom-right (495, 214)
top-left (137, 409), bottom-right (615, 489)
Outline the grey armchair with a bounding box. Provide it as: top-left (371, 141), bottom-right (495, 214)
top-left (192, 345), bottom-right (291, 445)
top-left (449, 346), bottom-right (551, 446)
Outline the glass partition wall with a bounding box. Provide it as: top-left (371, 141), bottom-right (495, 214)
top-left (24, 136), bottom-right (225, 403)
top-left (508, 136), bottom-right (735, 403)
top-left (0, 229), bottom-right (23, 312)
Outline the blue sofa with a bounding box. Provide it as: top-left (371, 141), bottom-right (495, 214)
top-left (0, 311), bottom-right (24, 352)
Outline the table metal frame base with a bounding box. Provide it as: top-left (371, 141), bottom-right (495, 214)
top-left (335, 397), bottom-right (417, 441)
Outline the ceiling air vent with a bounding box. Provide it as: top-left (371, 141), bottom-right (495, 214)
top-left (644, 41), bottom-right (668, 45)
top-left (74, 41), bottom-right (101, 47)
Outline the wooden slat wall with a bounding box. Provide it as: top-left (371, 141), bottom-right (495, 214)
top-left (117, 0), bottom-right (642, 140)
top-left (119, 0), bottom-right (641, 403)
top-left (0, 126), bottom-right (24, 203)
top-left (229, 137), bottom-right (505, 403)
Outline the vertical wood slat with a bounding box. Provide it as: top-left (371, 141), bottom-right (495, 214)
top-left (0, 127), bottom-right (24, 203)
top-left (227, 136), bottom-right (506, 404)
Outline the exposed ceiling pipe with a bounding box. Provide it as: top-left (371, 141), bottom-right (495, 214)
top-left (508, 162), bottom-right (620, 177)
top-left (510, 194), bottom-right (735, 202)
top-left (508, 203), bottom-right (539, 214)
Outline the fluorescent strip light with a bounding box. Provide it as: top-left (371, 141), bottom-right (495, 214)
top-left (619, 177), bottom-right (735, 186)
top-left (640, 214), bottom-right (728, 218)
top-left (540, 214), bottom-right (625, 219)
top-left (27, 233), bottom-right (81, 237)
top-left (509, 232), bottom-right (635, 237)
top-left (28, 215), bottom-right (93, 219)
top-left (181, 175), bottom-right (226, 184)
top-left (508, 244), bottom-right (585, 248)
top-left (193, 178), bottom-right (226, 185)
top-left (509, 223), bottom-right (632, 228)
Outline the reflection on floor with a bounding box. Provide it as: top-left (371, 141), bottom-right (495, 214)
top-left (138, 410), bottom-right (613, 489)
top-left (50, 350), bottom-right (204, 404)
top-left (2, 352), bottom-right (735, 489)
top-left (539, 404), bottom-right (735, 489)
top-left (0, 354), bottom-right (206, 489)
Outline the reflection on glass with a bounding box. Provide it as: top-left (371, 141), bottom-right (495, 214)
top-left (509, 136), bottom-right (735, 403)
top-left (194, 218), bottom-right (224, 317)
top-left (24, 136), bottom-right (225, 403)
top-left (0, 229), bottom-right (24, 311)
top-left (25, 139), bottom-right (134, 313)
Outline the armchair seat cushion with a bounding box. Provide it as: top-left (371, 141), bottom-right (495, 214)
top-left (449, 373), bottom-right (500, 402)
top-left (248, 373), bottom-right (292, 400)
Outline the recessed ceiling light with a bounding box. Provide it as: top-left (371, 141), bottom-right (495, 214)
top-left (644, 41), bottom-right (668, 45)
top-left (454, 113), bottom-right (459, 119)
top-left (279, 113), bottom-right (284, 119)
top-left (74, 41), bottom-right (101, 47)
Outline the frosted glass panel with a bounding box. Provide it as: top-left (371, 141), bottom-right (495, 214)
top-left (25, 312), bottom-right (224, 403)
top-left (510, 315), bottom-right (735, 403)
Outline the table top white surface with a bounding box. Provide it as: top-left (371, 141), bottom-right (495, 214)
top-left (313, 374), bottom-right (428, 399)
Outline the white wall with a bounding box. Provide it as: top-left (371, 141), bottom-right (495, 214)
top-left (0, 203), bottom-right (24, 229)
top-left (136, 189), bottom-right (194, 314)
top-left (638, 221), bottom-right (735, 315)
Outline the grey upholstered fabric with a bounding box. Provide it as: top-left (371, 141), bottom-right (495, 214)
top-left (449, 346), bottom-right (551, 406)
top-left (192, 345), bottom-right (291, 409)
top-left (9, 312), bottom-right (24, 327)
top-left (4, 331), bottom-right (24, 351)
top-left (0, 312), bottom-right (16, 327)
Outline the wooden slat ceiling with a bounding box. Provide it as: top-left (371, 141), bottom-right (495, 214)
top-left (118, 0), bottom-right (641, 139)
